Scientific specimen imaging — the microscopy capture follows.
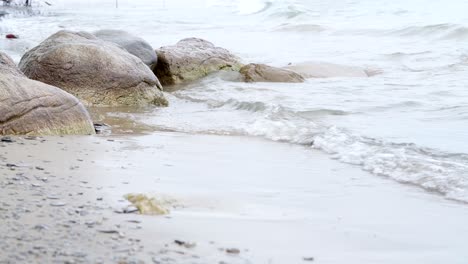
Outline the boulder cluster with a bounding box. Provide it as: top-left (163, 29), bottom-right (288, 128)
top-left (0, 51), bottom-right (94, 135)
top-left (1, 29), bottom-right (371, 136)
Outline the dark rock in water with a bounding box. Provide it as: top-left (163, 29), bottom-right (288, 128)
top-left (0, 52), bottom-right (95, 136)
top-left (94, 29), bottom-right (158, 70)
top-left (19, 30), bottom-right (168, 107)
top-left (239, 63), bottom-right (305, 83)
top-left (154, 38), bottom-right (242, 86)
top-left (5, 34), bottom-right (18, 39)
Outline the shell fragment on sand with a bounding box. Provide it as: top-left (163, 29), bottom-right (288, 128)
top-left (240, 63), bottom-right (305, 83)
top-left (94, 29), bottom-right (158, 69)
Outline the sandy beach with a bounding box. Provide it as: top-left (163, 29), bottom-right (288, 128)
top-left (2, 129), bottom-right (468, 263)
top-left (2, 0), bottom-right (468, 263)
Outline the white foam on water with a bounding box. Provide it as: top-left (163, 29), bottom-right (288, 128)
top-left (2, 0), bottom-right (468, 203)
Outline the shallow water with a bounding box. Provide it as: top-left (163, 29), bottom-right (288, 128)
top-left (1, 0), bottom-right (468, 201)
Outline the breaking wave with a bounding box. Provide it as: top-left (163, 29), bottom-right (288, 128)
top-left (273, 23), bottom-right (327, 32)
top-left (144, 93), bottom-right (468, 203)
top-left (313, 127), bottom-right (468, 202)
top-left (230, 0), bottom-right (312, 21)
top-left (388, 23), bottom-right (468, 40)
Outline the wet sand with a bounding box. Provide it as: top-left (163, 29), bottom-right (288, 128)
top-left (1, 132), bottom-right (468, 263)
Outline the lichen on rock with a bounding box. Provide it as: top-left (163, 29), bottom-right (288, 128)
top-left (19, 30), bottom-right (168, 107)
top-left (0, 51), bottom-right (95, 136)
top-left (124, 194), bottom-right (171, 215)
top-left (154, 38), bottom-right (243, 86)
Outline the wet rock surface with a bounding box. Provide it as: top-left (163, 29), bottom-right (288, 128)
top-left (239, 63), bottom-right (305, 83)
top-left (0, 52), bottom-right (95, 136)
top-left (94, 29), bottom-right (158, 70)
top-left (154, 38), bottom-right (242, 86)
top-left (19, 30), bottom-right (168, 107)
top-left (284, 61), bottom-right (370, 78)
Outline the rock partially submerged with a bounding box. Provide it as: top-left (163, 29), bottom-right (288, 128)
top-left (19, 30), bottom-right (168, 107)
top-left (240, 63), bottom-right (304, 83)
top-left (285, 61), bottom-right (370, 78)
top-left (94, 29), bottom-right (158, 69)
top-left (154, 38), bottom-right (242, 86)
top-left (0, 52), bottom-right (95, 135)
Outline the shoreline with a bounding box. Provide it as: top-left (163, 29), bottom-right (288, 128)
top-left (1, 2), bottom-right (468, 263)
top-left (1, 132), bottom-right (468, 263)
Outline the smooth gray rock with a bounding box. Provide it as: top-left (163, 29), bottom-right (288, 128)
top-left (19, 30), bottom-right (167, 107)
top-left (94, 29), bottom-right (158, 69)
top-left (240, 63), bottom-right (304, 83)
top-left (0, 52), bottom-right (95, 135)
top-left (154, 38), bottom-right (242, 86)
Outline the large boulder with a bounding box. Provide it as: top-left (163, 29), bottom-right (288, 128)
top-left (154, 38), bottom-right (242, 86)
top-left (0, 52), bottom-right (95, 135)
top-left (19, 30), bottom-right (167, 107)
top-left (0, 52), bottom-right (22, 76)
top-left (94, 29), bottom-right (157, 69)
top-left (285, 62), bottom-right (370, 78)
top-left (240, 63), bottom-right (304, 83)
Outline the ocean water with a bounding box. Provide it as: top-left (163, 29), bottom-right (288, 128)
top-left (1, 0), bottom-right (468, 202)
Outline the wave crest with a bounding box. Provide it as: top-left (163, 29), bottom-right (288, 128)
top-left (389, 23), bottom-right (468, 40)
top-left (273, 23), bottom-right (327, 32)
top-left (313, 127), bottom-right (468, 202)
top-left (152, 94), bottom-right (468, 203)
